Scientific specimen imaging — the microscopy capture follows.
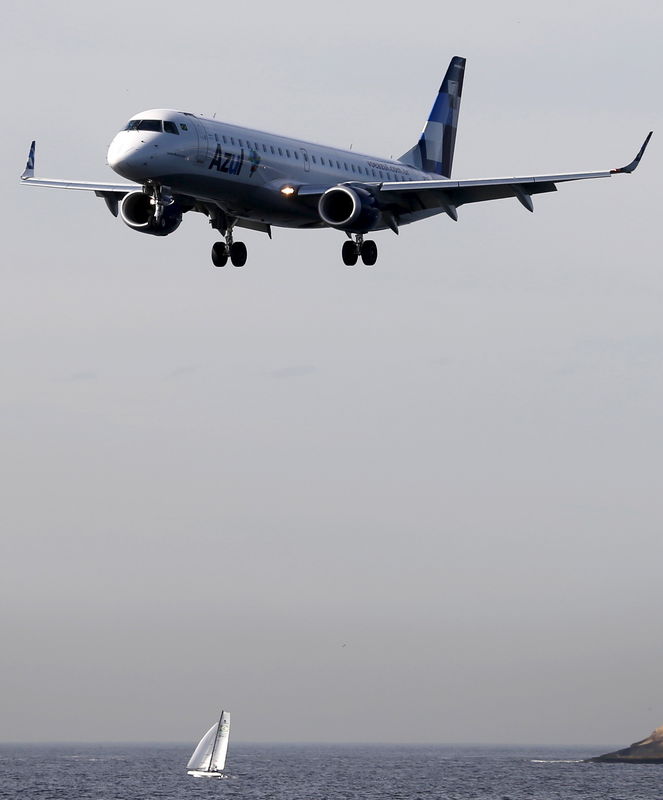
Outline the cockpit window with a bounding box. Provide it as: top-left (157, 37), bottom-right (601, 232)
top-left (137, 119), bottom-right (162, 132)
top-left (163, 121), bottom-right (179, 135)
top-left (124, 119), bottom-right (162, 132)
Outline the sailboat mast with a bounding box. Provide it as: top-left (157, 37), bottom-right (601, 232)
top-left (207, 709), bottom-right (225, 772)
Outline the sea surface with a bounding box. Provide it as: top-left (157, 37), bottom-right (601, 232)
top-left (1, 743), bottom-right (661, 800)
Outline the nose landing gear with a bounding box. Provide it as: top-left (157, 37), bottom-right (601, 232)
top-left (341, 234), bottom-right (378, 266)
top-left (143, 180), bottom-right (174, 226)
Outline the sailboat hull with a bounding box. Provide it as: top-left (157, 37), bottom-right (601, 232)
top-left (187, 770), bottom-right (226, 779)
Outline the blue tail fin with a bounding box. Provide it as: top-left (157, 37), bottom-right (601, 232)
top-left (399, 56), bottom-right (466, 177)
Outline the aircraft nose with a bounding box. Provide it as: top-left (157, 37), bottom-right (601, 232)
top-left (107, 135), bottom-right (150, 180)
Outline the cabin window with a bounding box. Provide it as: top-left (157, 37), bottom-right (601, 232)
top-left (285, 149), bottom-right (291, 158)
top-left (351, 164), bottom-right (356, 173)
top-left (254, 141), bottom-right (259, 149)
top-left (164, 121), bottom-right (179, 135)
top-left (320, 156), bottom-right (325, 165)
top-left (262, 144), bottom-right (267, 152)
top-left (294, 151), bottom-right (299, 159)
top-left (278, 147), bottom-right (283, 156)
top-left (336, 160), bottom-right (341, 169)
top-left (230, 137), bottom-right (235, 145)
top-left (311, 155), bottom-right (316, 164)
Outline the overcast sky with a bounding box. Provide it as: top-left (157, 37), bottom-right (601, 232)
top-left (1, 0), bottom-right (662, 747)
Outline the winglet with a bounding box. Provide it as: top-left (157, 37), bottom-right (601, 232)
top-left (21, 141), bottom-right (36, 180)
top-left (611, 131), bottom-right (653, 174)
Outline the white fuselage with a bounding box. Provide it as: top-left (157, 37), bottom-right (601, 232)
top-left (107, 109), bottom-right (438, 230)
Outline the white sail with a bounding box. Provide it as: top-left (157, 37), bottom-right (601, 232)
top-left (187, 710), bottom-right (231, 775)
top-left (187, 723), bottom-right (217, 770)
top-left (210, 711), bottom-right (230, 771)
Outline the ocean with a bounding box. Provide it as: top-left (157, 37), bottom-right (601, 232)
top-left (1, 743), bottom-right (661, 800)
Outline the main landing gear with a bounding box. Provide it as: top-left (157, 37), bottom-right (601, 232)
top-left (342, 234), bottom-right (378, 266)
top-left (212, 240), bottom-right (247, 267)
top-left (211, 223), bottom-right (248, 268)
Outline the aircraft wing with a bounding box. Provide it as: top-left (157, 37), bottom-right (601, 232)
top-left (21, 177), bottom-right (141, 193)
top-left (20, 141), bottom-right (140, 193)
top-left (298, 132), bottom-right (653, 221)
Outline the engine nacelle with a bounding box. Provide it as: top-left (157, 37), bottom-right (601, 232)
top-left (318, 185), bottom-right (381, 233)
top-left (120, 191), bottom-right (182, 236)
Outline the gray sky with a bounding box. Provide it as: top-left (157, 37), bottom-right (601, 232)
top-left (1, 0), bottom-right (662, 746)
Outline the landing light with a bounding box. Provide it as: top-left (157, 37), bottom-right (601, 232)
top-left (280, 185), bottom-right (296, 197)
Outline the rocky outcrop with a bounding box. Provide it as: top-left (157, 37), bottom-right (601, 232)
top-left (589, 726), bottom-right (663, 763)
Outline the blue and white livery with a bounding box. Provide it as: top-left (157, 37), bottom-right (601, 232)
top-left (20, 57), bottom-right (652, 267)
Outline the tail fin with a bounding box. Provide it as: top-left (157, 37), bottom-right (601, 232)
top-left (399, 56), bottom-right (466, 177)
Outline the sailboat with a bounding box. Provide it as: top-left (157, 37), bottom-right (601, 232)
top-left (187, 710), bottom-right (231, 778)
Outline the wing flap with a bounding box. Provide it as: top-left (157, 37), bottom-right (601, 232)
top-left (379, 169), bottom-right (612, 195)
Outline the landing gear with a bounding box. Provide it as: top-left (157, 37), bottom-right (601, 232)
top-left (360, 239), bottom-right (378, 266)
top-left (342, 240), bottom-right (358, 266)
top-left (143, 180), bottom-right (173, 225)
top-left (229, 241), bottom-right (247, 267)
top-left (341, 234), bottom-right (378, 266)
top-left (211, 242), bottom-right (228, 267)
top-left (209, 213), bottom-right (248, 267)
top-left (211, 240), bottom-right (248, 267)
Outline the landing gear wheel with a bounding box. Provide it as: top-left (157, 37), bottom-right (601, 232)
top-left (230, 241), bottom-right (247, 267)
top-left (211, 242), bottom-right (229, 267)
top-left (342, 241), bottom-right (359, 266)
top-left (360, 240), bottom-right (378, 266)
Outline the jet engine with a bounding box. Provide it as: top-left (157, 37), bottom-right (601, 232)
top-left (120, 191), bottom-right (183, 236)
top-left (318, 185), bottom-right (381, 233)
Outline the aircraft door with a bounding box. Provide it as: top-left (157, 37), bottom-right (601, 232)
top-left (300, 148), bottom-right (310, 172)
top-left (190, 118), bottom-right (210, 164)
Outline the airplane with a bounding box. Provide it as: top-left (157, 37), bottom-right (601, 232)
top-left (20, 56), bottom-right (651, 268)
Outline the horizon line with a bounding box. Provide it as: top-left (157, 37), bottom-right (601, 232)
top-left (0, 740), bottom-right (616, 749)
